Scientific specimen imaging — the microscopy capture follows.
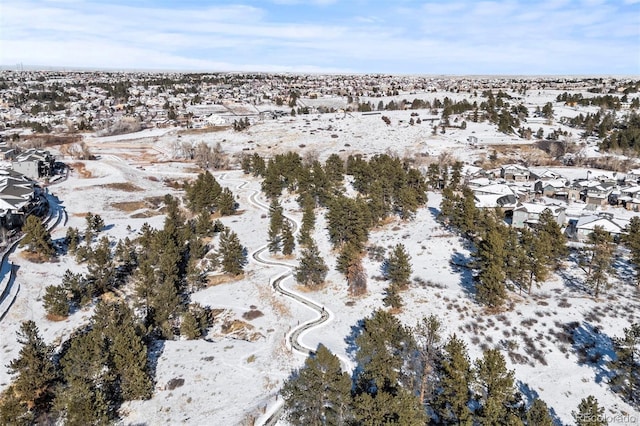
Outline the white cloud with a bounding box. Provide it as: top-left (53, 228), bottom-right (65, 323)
top-left (0, 0), bottom-right (637, 74)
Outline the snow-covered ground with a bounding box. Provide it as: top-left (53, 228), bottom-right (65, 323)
top-left (1, 96), bottom-right (640, 424)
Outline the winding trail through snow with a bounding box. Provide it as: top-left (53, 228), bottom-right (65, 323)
top-left (219, 172), bottom-right (331, 356)
top-left (219, 171), bottom-right (337, 425)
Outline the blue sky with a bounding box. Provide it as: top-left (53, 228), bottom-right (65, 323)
top-left (1, 0), bottom-right (639, 74)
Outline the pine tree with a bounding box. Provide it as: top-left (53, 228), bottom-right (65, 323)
top-left (217, 187), bottom-right (236, 216)
top-left (382, 283), bottom-right (403, 309)
top-left (20, 215), bottom-right (55, 258)
top-left (427, 163), bottom-right (441, 189)
top-left (281, 219), bottom-right (295, 256)
top-left (281, 345), bottom-right (352, 426)
top-left (413, 315), bottom-right (442, 405)
top-left (608, 323), bottom-right (640, 406)
top-left (268, 198), bottom-right (284, 253)
top-left (572, 395), bottom-right (607, 426)
top-left (218, 228), bottom-right (247, 275)
top-left (298, 194), bottom-right (315, 247)
top-left (351, 387), bottom-right (427, 425)
top-left (295, 243), bottom-right (328, 288)
top-left (474, 349), bottom-right (522, 425)
top-left (384, 244), bottom-right (412, 290)
top-left (622, 216), bottom-right (640, 286)
top-left (65, 226), bottom-right (80, 254)
top-left (54, 378), bottom-right (111, 426)
top-left (537, 209), bottom-right (567, 268)
top-left (43, 284), bottom-right (70, 317)
top-left (583, 226), bottom-right (614, 298)
top-left (475, 218), bottom-right (507, 308)
top-left (354, 310), bottom-right (416, 394)
top-left (0, 386), bottom-right (33, 425)
top-left (526, 399), bottom-right (554, 426)
top-left (86, 235), bottom-right (115, 294)
top-left (7, 321), bottom-right (58, 412)
top-left (434, 334), bottom-right (473, 425)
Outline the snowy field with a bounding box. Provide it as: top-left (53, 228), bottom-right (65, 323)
top-left (1, 93), bottom-right (639, 425)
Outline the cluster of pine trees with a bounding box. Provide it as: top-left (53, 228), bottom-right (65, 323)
top-left (0, 304), bottom-right (152, 425)
top-left (242, 151), bottom-right (428, 297)
top-left (438, 182), bottom-right (570, 307)
top-left (5, 181), bottom-right (250, 423)
top-left (282, 310), bottom-right (564, 425)
top-left (183, 170), bottom-right (237, 216)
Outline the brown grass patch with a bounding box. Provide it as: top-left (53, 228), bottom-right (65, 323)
top-left (69, 162), bottom-right (92, 178)
top-left (103, 182), bottom-right (143, 192)
top-left (178, 126), bottom-right (231, 135)
top-left (221, 319), bottom-right (254, 334)
top-left (112, 201), bottom-right (147, 212)
top-left (20, 251), bottom-right (51, 263)
top-left (46, 313), bottom-right (68, 322)
top-left (207, 273), bottom-right (244, 286)
top-left (130, 210), bottom-right (162, 218)
top-left (242, 309), bottom-right (264, 321)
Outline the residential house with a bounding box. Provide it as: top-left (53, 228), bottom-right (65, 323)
top-left (500, 164), bottom-right (530, 182)
top-left (11, 149), bottom-right (55, 180)
top-left (512, 202), bottom-right (566, 229)
top-left (566, 214), bottom-right (626, 241)
top-left (534, 179), bottom-right (571, 199)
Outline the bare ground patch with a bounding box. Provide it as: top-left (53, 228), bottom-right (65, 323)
top-left (69, 162), bottom-right (92, 178)
top-left (207, 273), bottom-right (245, 287)
top-left (102, 182), bottom-right (143, 192)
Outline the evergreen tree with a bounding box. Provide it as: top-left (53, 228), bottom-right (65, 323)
top-left (572, 395), bottom-right (607, 426)
top-left (43, 284), bottom-right (70, 317)
top-left (351, 387), bottom-right (427, 426)
top-left (326, 195), bottom-right (371, 250)
top-left (268, 198), bottom-right (284, 253)
top-left (218, 228), bottom-right (247, 275)
top-left (0, 386), bottom-right (33, 425)
top-left (354, 310), bottom-right (416, 395)
top-left (413, 315), bottom-right (442, 405)
top-left (7, 321), bottom-right (58, 413)
top-left (583, 226), bottom-right (614, 298)
top-left (281, 345), bottom-right (352, 426)
top-left (295, 243), bottom-right (328, 288)
top-left (520, 227), bottom-right (551, 295)
top-left (86, 235), bottom-right (115, 294)
top-left (622, 216), bottom-right (640, 286)
top-left (608, 323), bottom-right (640, 406)
top-left (195, 210), bottom-right (213, 237)
top-left (384, 244), bottom-right (412, 290)
top-left (475, 217), bottom-right (507, 308)
top-left (537, 209), bottom-right (567, 268)
top-left (53, 378), bottom-right (111, 426)
top-left (65, 226), bottom-right (80, 253)
top-left (474, 349), bottom-right (522, 425)
top-left (217, 187), bottom-right (236, 216)
top-left (20, 215), bottom-right (55, 258)
top-left (185, 171), bottom-right (221, 213)
top-left (434, 334), bottom-right (474, 425)
top-left (251, 153), bottom-right (266, 177)
top-left (298, 194), bottom-right (316, 247)
top-left (281, 219), bottom-right (295, 256)
top-left (324, 153), bottom-right (345, 186)
top-left (382, 283), bottom-right (403, 309)
top-left (449, 161), bottom-right (463, 190)
top-left (427, 163), bottom-right (441, 189)
top-left (526, 399), bottom-right (554, 426)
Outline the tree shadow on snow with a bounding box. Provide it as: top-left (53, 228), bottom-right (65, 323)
top-left (147, 338), bottom-right (166, 389)
top-left (571, 322), bottom-right (616, 384)
top-left (450, 250), bottom-right (475, 297)
top-left (518, 381), bottom-right (564, 426)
